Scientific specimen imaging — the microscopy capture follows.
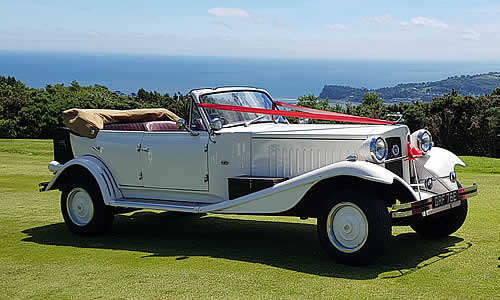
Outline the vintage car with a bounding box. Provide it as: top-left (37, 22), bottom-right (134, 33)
top-left (40, 87), bottom-right (478, 265)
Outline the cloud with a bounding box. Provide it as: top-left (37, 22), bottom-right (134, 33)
top-left (461, 29), bottom-right (480, 41)
top-left (208, 7), bottom-right (249, 18)
top-left (370, 15), bottom-right (394, 24)
top-left (324, 24), bottom-right (347, 31)
top-left (410, 17), bottom-right (448, 29)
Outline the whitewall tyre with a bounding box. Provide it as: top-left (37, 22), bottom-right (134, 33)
top-left (61, 174), bottom-right (114, 235)
top-left (317, 190), bottom-right (391, 265)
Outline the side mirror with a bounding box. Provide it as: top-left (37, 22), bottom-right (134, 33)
top-left (176, 118), bottom-right (186, 129)
top-left (176, 118), bottom-right (199, 136)
top-left (210, 118), bottom-right (223, 131)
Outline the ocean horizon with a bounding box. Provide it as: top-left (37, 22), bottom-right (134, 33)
top-left (1, 51), bottom-right (500, 100)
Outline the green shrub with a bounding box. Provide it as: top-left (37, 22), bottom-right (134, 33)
top-left (0, 76), bottom-right (497, 157)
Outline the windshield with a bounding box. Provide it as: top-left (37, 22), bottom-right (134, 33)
top-left (200, 91), bottom-right (275, 126)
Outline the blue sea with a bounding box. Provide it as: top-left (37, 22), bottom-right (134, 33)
top-left (1, 51), bottom-right (500, 100)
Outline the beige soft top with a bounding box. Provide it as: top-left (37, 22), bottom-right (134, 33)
top-left (63, 108), bottom-right (180, 138)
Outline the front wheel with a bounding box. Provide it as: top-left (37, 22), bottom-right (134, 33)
top-left (61, 174), bottom-right (114, 235)
top-left (317, 190), bottom-right (391, 265)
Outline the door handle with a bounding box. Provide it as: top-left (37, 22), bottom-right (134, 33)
top-left (91, 146), bottom-right (103, 153)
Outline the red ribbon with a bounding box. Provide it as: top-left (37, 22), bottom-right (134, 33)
top-left (196, 102), bottom-right (395, 125)
top-left (406, 142), bottom-right (423, 160)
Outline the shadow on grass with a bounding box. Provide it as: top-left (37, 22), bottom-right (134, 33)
top-left (22, 211), bottom-right (471, 279)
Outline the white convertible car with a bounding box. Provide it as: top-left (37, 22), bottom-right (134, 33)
top-left (40, 87), bottom-right (478, 265)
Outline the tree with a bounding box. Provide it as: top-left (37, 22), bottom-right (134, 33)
top-left (0, 78), bottom-right (497, 157)
top-left (361, 92), bottom-right (383, 106)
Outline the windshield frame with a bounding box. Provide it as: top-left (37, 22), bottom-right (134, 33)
top-left (194, 88), bottom-right (281, 128)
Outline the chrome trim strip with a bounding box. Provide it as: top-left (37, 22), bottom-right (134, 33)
top-left (392, 202), bottom-right (412, 210)
top-left (384, 156), bottom-right (408, 163)
top-left (392, 198), bottom-right (432, 210)
top-left (391, 184), bottom-right (477, 219)
top-left (111, 200), bottom-right (200, 213)
top-left (422, 200), bottom-right (461, 217)
top-left (466, 191), bottom-right (478, 197)
top-left (463, 185), bottom-right (478, 194)
top-left (392, 210), bottom-right (414, 218)
top-left (110, 197), bottom-right (218, 213)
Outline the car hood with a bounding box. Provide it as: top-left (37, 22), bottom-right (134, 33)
top-left (219, 123), bottom-right (407, 140)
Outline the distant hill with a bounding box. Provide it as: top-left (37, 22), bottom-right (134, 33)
top-left (319, 72), bottom-right (500, 103)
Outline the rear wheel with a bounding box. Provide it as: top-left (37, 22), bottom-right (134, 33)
top-left (61, 174), bottom-right (114, 234)
top-left (317, 190), bottom-right (391, 265)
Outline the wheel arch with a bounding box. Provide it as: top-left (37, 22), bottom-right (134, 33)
top-left (211, 160), bottom-right (417, 215)
top-left (44, 156), bottom-right (122, 204)
top-left (286, 175), bottom-right (417, 218)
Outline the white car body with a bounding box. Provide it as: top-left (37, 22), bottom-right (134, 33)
top-left (41, 87), bottom-right (478, 265)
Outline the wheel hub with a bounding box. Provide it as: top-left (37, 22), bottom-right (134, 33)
top-left (326, 202), bottom-right (368, 253)
top-left (67, 188), bottom-right (94, 226)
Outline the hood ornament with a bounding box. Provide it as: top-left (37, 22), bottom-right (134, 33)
top-left (386, 112), bottom-right (404, 123)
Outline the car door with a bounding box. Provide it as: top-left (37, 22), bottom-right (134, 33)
top-left (93, 130), bottom-right (145, 187)
top-left (140, 131), bottom-right (209, 191)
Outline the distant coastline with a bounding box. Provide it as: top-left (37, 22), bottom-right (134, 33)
top-left (2, 51), bottom-right (500, 101)
top-left (319, 72), bottom-right (500, 103)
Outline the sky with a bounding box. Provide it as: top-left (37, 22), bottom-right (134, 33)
top-left (1, 0), bottom-right (499, 61)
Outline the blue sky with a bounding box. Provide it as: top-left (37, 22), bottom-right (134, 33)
top-left (1, 0), bottom-right (499, 60)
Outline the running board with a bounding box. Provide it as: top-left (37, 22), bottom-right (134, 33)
top-left (110, 198), bottom-right (217, 213)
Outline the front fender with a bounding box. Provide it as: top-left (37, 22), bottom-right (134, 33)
top-left (412, 147), bottom-right (465, 192)
top-left (208, 160), bottom-right (416, 214)
top-left (422, 147), bottom-right (465, 177)
top-left (43, 155), bottom-right (122, 204)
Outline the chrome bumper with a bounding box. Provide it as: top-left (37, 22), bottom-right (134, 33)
top-left (39, 181), bottom-right (49, 192)
top-left (391, 184), bottom-right (478, 219)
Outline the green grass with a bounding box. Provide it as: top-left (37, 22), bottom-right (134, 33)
top-left (460, 156), bottom-right (500, 174)
top-left (1, 139), bottom-right (499, 299)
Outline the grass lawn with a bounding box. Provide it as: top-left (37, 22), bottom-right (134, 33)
top-left (1, 139), bottom-right (499, 299)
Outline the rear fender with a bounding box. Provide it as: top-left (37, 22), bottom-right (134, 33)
top-left (43, 155), bottom-right (121, 204)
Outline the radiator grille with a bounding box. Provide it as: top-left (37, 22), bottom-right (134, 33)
top-left (385, 137), bottom-right (403, 178)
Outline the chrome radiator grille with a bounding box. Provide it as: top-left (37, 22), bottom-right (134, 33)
top-left (385, 137), bottom-right (404, 178)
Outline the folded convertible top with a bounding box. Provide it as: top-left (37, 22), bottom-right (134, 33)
top-left (63, 108), bottom-right (180, 138)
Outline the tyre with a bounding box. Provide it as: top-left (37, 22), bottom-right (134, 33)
top-left (317, 190), bottom-right (391, 265)
top-left (61, 174), bottom-right (114, 235)
top-left (410, 181), bottom-right (468, 238)
top-left (410, 200), bottom-right (468, 238)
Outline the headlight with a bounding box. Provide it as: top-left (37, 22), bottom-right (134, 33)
top-left (370, 137), bottom-right (388, 163)
top-left (411, 129), bottom-right (433, 153)
top-left (418, 131), bottom-right (433, 153)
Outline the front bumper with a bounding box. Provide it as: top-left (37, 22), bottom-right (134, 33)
top-left (391, 184), bottom-right (478, 219)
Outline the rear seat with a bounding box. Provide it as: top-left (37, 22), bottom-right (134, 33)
top-left (103, 121), bottom-right (180, 132)
top-left (146, 121), bottom-right (178, 131)
top-left (103, 122), bottom-right (147, 131)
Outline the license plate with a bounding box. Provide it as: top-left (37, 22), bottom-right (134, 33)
top-left (432, 190), bottom-right (459, 208)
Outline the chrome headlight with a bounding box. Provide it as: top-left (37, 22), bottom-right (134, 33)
top-left (411, 129), bottom-right (433, 153)
top-left (370, 137), bottom-right (388, 163)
